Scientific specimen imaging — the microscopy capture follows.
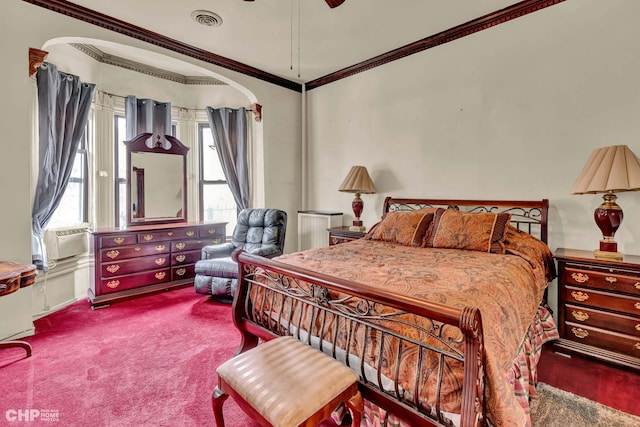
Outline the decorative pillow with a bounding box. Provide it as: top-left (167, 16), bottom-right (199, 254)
top-left (423, 208), bottom-right (511, 254)
top-left (365, 209), bottom-right (436, 247)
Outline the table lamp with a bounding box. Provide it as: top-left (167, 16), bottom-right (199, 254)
top-left (339, 166), bottom-right (377, 232)
top-left (571, 145), bottom-right (640, 260)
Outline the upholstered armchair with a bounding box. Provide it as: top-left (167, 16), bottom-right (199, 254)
top-left (194, 208), bottom-right (287, 301)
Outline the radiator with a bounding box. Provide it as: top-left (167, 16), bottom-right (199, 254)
top-left (297, 211), bottom-right (343, 251)
top-left (43, 225), bottom-right (89, 260)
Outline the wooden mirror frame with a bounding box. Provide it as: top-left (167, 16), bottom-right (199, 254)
top-left (124, 132), bottom-right (189, 226)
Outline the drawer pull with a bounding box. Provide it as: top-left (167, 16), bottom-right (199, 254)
top-left (176, 255), bottom-right (186, 263)
top-left (144, 234), bottom-right (154, 241)
top-left (106, 250), bottom-right (120, 259)
top-left (571, 310), bottom-right (589, 322)
top-left (635, 343), bottom-right (640, 351)
top-left (213, 238), bottom-right (221, 244)
top-left (331, 238), bottom-right (339, 245)
top-left (605, 276), bottom-right (617, 283)
top-left (155, 272), bottom-right (166, 280)
top-left (168, 232), bottom-right (174, 236)
top-left (635, 302), bottom-right (640, 310)
top-left (113, 237), bottom-right (125, 245)
top-left (155, 245), bottom-right (166, 252)
top-left (155, 258), bottom-right (166, 266)
top-left (176, 268), bottom-right (187, 276)
top-left (207, 228), bottom-right (216, 235)
top-left (106, 280), bottom-right (120, 289)
top-left (571, 272), bottom-right (589, 283)
top-left (134, 247), bottom-right (141, 252)
top-left (571, 327), bottom-right (589, 339)
top-left (187, 231), bottom-right (195, 237)
top-left (176, 243), bottom-right (186, 250)
top-left (635, 282), bottom-right (640, 290)
top-left (106, 264), bottom-right (120, 274)
top-left (570, 291), bottom-right (590, 302)
top-left (636, 324), bottom-right (640, 332)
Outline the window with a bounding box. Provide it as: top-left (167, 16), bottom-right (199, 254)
top-left (47, 127), bottom-right (89, 227)
top-left (199, 123), bottom-right (237, 233)
top-left (114, 115), bottom-right (127, 227)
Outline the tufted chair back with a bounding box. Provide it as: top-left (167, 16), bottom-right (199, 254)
top-left (231, 208), bottom-right (287, 256)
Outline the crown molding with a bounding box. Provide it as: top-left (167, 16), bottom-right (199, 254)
top-left (305, 0), bottom-right (566, 90)
top-left (22, 0), bottom-right (302, 92)
top-left (71, 43), bottom-right (226, 86)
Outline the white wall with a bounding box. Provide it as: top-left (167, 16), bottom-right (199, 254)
top-left (305, 0), bottom-right (640, 256)
top-left (0, 0), bottom-right (302, 339)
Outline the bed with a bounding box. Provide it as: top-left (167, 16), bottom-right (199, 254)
top-left (229, 198), bottom-right (559, 427)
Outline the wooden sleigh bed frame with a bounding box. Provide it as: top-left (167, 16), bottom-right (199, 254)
top-left (229, 198), bottom-right (551, 427)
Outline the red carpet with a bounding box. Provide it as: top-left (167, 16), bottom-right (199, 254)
top-left (0, 288), bottom-right (262, 426)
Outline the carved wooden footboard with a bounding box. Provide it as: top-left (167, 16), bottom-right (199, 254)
top-left (228, 198), bottom-right (549, 427)
top-left (231, 250), bottom-right (485, 427)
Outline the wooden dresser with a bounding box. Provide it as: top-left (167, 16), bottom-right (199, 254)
top-left (554, 248), bottom-right (640, 370)
top-left (89, 222), bottom-right (226, 308)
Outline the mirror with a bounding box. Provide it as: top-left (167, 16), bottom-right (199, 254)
top-left (125, 132), bottom-right (189, 226)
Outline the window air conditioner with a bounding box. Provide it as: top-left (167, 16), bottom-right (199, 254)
top-left (43, 225), bottom-right (89, 260)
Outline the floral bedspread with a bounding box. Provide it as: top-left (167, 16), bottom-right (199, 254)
top-left (255, 228), bottom-right (556, 427)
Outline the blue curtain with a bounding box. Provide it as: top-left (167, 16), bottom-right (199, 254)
top-left (32, 63), bottom-right (95, 271)
top-left (125, 96), bottom-right (171, 148)
top-left (205, 107), bottom-right (249, 211)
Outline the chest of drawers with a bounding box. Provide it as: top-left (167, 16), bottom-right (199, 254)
top-left (89, 222), bottom-right (226, 308)
top-left (554, 248), bottom-right (640, 370)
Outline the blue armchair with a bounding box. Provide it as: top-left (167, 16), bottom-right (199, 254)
top-left (194, 208), bottom-right (287, 301)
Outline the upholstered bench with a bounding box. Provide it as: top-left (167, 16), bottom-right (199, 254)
top-left (212, 335), bottom-right (363, 427)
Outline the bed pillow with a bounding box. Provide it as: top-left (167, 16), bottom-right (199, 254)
top-left (365, 209), bottom-right (436, 247)
top-left (423, 208), bottom-right (511, 254)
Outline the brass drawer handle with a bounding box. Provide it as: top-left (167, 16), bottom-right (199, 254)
top-left (635, 343), bottom-right (640, 351)
top-left (106, 280), bottom-right (120, 289)
top-left (155, 272), bottom-right (166, 280)
top-left (155, 244), bottom-right (166, 252)
top-left (113, 237), bottom-right (125, 245)
top-left (571, 327), bottom-right (589, 339)
top-left (635, 302), bottom-right (640, 310)
top-left (571, 272), bottom-right (589, 283)
top-left (331, 238), bottom-right (339, 245)
top-left (207, 228), bottom-right (216, 235)
top-left (106, 264), bottom-right (120, 274)
top-left (176, 255), bottom-right (186, 263)
top-left (605, 276), bottom-right (617, 283)
top-left (106, 250), bottom-right (120, 259)
top-left (176, 243), bottom-right (186, 250)
top-left (636, 324), bottom-right (640, 332)
top-left (176, 268), bottom-right (187, 276)
top-left (168, 232), bottom-right (174, 236)
top-left (213, 238), bottom-right (221, 244)
top-left (143, 234), bottom-right (154, 241)
top-left (635, 282), bottom-right (640, 290)
top-left (187, 231), bottom-right (195, 237)
top-left (571, 310), bottom-right (589, 322)
top-left (155, 258), bottom-right (166, 266)
top-left (571, 291), bottom-right (590, 302)
top-left (134, 247), bottom-right (141, 251)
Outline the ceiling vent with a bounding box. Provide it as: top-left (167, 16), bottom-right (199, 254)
top-left (191, 10), bottom-right (223, 27)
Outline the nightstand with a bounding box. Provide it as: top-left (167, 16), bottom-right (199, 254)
top-left (327, 226), bottom-right (366, 246)
top-left (554, 248), bottom-right (640, 370)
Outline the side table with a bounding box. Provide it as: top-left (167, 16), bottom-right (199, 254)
top-left (0, 261), bottom-right (36, 357)
top-left (327, 226), bottom-right (367, 246)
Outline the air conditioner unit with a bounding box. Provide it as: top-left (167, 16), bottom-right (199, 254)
top-left (43, 225), bottom-right (89, 260)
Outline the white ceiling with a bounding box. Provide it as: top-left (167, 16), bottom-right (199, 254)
top-left (67, 0), bottom-right (520, 83)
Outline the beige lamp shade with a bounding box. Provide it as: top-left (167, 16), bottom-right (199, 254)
top-left (571, 145), bottom-right (640, 194)
top-left (338, 166), bottom-right (377, 194)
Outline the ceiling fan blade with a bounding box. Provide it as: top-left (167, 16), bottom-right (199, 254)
top-left (325, 0), bottom-right (346, 8)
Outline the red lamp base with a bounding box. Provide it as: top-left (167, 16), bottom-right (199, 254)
top-left (593, 192), bottom-right (623, 261)
top-left (350, 193), bottom-right (366, 232)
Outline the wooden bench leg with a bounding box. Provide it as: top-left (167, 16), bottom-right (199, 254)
top-left (346, 391), bottom-right (363, 427)
top-left (212, 386), bottom-right (229, 427)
